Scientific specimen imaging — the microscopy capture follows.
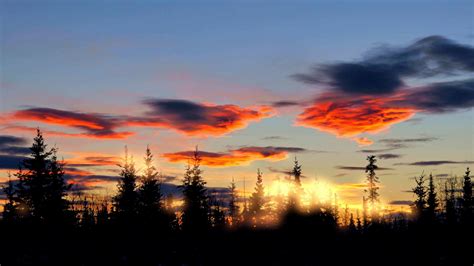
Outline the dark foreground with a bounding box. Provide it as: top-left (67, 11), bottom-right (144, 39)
top-left (0, 220), bottom-right (471, 266)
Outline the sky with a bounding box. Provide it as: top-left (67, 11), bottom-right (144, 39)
top-left (1, 0), bottom-right (473, 209)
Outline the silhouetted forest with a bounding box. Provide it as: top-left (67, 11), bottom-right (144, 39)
top-left (0, 129), bottom-right (472, 265)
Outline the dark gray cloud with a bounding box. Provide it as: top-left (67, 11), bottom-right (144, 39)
top-left (267, 166), bottom-right (308, 178)
top-left (379, 137), bottom-right (438, 145)
top-left (377, 153), bottom-right (403, 160)
top-left (359, 137), bottom-right (438, 154)
top-left (398, 79), bottom-right (474, 113)
top-left (0, 154), bottom-right (27, 169)
top-left (261, 136), bottom-right (287, 141)
top-left (0, 135), bottom-right (27, 146)
top-left (270, 101), bottom-right (301, 107)
top-left (389, 200), bottom-right (413, 205)
top-left (335, 166), bottom-right (394, 171)
top-left (395, 160), bottom-right (474, 166)
top-left (293, 36), bottom-right (474, 95)
top-left (0, 135), bottom-right (30, 155)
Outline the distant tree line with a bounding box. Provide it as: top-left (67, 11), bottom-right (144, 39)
top-left (0, 129), bottom-right (472, 265)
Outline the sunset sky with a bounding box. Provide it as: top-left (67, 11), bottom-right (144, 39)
top-left (1, 1), bottom-right (473, 209)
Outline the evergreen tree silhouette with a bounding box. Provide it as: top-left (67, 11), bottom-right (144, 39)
top-left (228, 178), bottom-right (239, 226)
top-left (348, 213), bottom-right (357, 233)
top-left (426, 173), bottom-right (439, 222)
top-left (362, 196), bottom-right (369, 230)
top-left (2, 173), bottom-right (17, 223)
top-left (96, 202), bottom-right (109, 227)
top-left (80, 197), bottom-right (96, 229)
top-left (288, 158), bottom-right (302, 209)
top-left (14, 129), bottom-right (71, 224)
top-left (356, 210), bottom-right (363, 231)
top-left (292, 157), bottom-right (302, 187)
top-left (364, 155), bottom-right (379, 215)
top-left (461, 167), bottom-right (472, 224)
top-left (112, 146), bottom-right (138, 225)
top-left (412, 173), bottom-right (427, 220)
top-left (249, 168), bottom-right (265, 226)
top-left (444, 178), bottom-right (457, 225)
top-left (179, 146), bottom-right (209, 232)
top-left (209, 195), bottom-right (226, 229)
top-left (137, 146), bottom-right (165, 228)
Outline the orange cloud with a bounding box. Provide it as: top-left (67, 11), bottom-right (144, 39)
top-left (128, 100), bottom-right (275, 137)
top-left (353, 137), bottom-right (374, 146)
top-left (163, 146), bottom-right (305, 167)
top-left (4, 100), bottom-right (274, 139)
top-left (296, 93), bottom-right (415, 143)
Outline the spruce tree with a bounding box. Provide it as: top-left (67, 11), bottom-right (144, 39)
top-left (137, 146), bottom-right (164, 227)
top-left (2, 173), bottom-right (17, 223)
top-left (179, 146), bottom-right (209, 232)
top-left (228, 178), bottom-right (239, 226)
top-left (412, 173), bottom-right (427, 220)
top-left (113, 146), bottom-right (138, 225)
top-left (426, 173), bottom-right (439, 222)
top-left (249, 168), bottom-right (265, 225)
top-left (365, 155), bottom-right (379, 214)
top-left (292, 157), bottom-right (302, 187)
top-left (348, 213), bottom-right (357, 233)
top-left (461, 167), bottom-right (472, 224)
top-left (15, 129), bottom-right (71, 224)
top-left (444, 178), bottom-right (457, 225)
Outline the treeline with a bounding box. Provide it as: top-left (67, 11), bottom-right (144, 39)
top-left (0, 130), bottom-right (472, 266)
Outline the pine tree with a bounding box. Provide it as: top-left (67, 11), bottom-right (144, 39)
top-left (228, 178), bottom-right (239, 226)
top-left (2, 173), bottom-right (17, 223)
top-left (292, 157), bottom-right (302, 187)
top-left (365, 155), bottom-right (379, 214)
top-left (426, 173), bottom-right (439, 222)
top-left (412, 173), bottom-right (427, 220)
top-left (46, 148), bottom-right (72, 223)
top-left (179, 146), bottom-right (209, 232)
top-left (461, 167), bottom-right (472, 224)
top-left (348, 213), bottom-right (357, 233)
top-left (80, 197), bottom-right (96, 229)
top-left (137, 146), bottom-right (164, 227)
top-left (249, 169), bottom-right (265, 225)
top-left (444, 178), bottom-right (457, 225)
top-left (113, 146), bottom-right (139, 225)
top-left (356, 210), bottom-right (362, 231)
top-left (15, 129), bottom-right (71, 224)
top-left (209, 195), bottom-right (226, 230)
top-left (96, 202), bottom-right (109, 227)
top-left (362, 196), bottom-right (369, 230)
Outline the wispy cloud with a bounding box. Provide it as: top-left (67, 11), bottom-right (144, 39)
top-left (395, 160), bottom-right (474, 166)
top-left (163, 146), bottom-right (307, 167)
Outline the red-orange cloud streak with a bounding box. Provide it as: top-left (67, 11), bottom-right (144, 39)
top-left (296, 93), bottom-right (416, 144)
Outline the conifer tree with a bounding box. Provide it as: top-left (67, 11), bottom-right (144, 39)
top-left (362, 196), bottom-right (369, 230)
top-left (15, 129), bottom-right (71, 224)
top-left (365, 155), bottom-right (379, 214)
top-left (444, 178), bottom-right (457, 225)
top-left (113, 146), bottom-right (138, 224)
top-left (249, 168), bottom-right (265, 225)
top-left (426, 173), bottom-right (439, 222)
top-left (137, 146), bottom-right (164, 227)
top-left (179, 146), bottom-right (209, 232)
top-left (356, 210), bottom-right (362, 231)
top-left (228, 178), bottom-right (239, 226)
top-left (461, 167), bottom-right (472, 223)
top-left (348, 213), bottom-right (357, 232)
top-left (96, 202), bottom-right (109, 227)
top-left (292, 157), bottom-right (302, 187)
top-left (2, 173), bottom-right (17, 223)
top-left (412, 173), bottom-right (427, 220)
